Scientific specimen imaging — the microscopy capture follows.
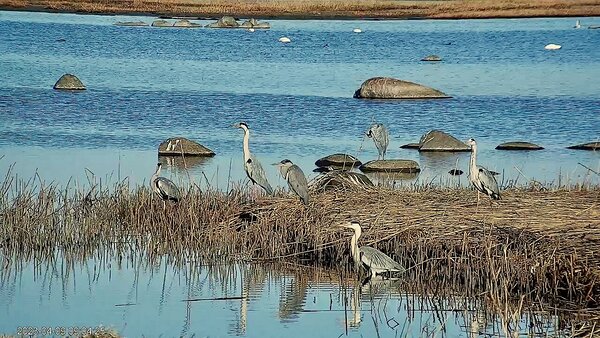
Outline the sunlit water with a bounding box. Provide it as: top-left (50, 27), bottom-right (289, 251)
top-left (0, 11), bottom-right (599, 189)
top-left (0, 11), bottom-right (599, 336)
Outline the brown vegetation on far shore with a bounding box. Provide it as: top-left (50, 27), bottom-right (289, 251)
top-left (1, 0), bottom-right (599, 19)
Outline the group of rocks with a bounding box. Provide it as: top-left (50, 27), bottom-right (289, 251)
top-left (114, 16), bottom-right (270, 29)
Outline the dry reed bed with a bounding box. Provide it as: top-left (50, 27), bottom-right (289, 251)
top-left (1, 0), bottom-right (600, 19)
top-left (1, 177), bottom-right (599, 315)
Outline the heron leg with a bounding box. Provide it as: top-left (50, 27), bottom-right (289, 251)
top-left (476, 191), bottom-right (480, 212)
top-left (162, 200), bottom-right (166, 211)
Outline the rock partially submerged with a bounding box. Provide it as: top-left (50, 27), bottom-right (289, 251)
top-left (496, 141), bottom-right (544, 150)
top-left (315, 154), bottom-right (362, 168)
top-left (353, 77), bottom-right (450, 99)
top-left (114, 21), bottom-right (148, 27)
top-left (567, 142), bottom-right (600, 151)
top-left (240, 18), bottom-right (271, 29)
top-left (206, 16), bottom-right (240, 28)
top-left (421, 55), bottom-right (442, 62)
top-left (173, 19), bottom-right (202, 28)
top-left (53, 74), bottom-right (85, 90)
top-left (158, 137), bottom-right (215, 157)
top-left (151, 20), bottom-right (173, 27)
top-left (400, 143), bottom-right (421, 149)
top-left (448, 169), bottom-right (464, 176)
top-left (359, 159), bottom-right (420, 173)
top-left (419, 130), bottom-right (470, 152)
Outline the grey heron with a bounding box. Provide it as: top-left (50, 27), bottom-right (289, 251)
top-left (273, 159), bottom-right (309, 205)
top-left (338, 221), bottom-right (404, 279)
top-left (151, 162), bottom-right (182, 209)
top-left (366, 123), bottom-right (389, 160)
top-left (233, 122), bottom-right (274, 195)
top-left (466, 138), bottom-right (501, 204)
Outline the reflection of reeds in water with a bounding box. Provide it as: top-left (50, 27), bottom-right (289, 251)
top-left (1, 169), bottom-right (600, 330)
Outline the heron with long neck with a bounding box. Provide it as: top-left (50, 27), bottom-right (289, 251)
top-left (233, 122), bottom-right (274, 195)
top-left (273, 159), bottom-right (309, 205)
top-left (466, 138), bottom-right (500, 206)
top-left (338, 221), bottom-right (404, 279)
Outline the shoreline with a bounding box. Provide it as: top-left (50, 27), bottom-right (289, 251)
top-left (1, 0), bottom-right (600, 20)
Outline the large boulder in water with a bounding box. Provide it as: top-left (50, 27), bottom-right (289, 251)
top-left (418, 130), bottom-right (470, 152)
top-left (496, 141), bottom-right (544, 150)
top-left (158, 137), bottom-right (215, 156)
top-left (53, 74), bottom-right (85, 90)
top-left (315, 153), bottom-right (362, 168)
top-left (567, 142), bottom-right (600, 151)
top-left (240, 18), bottom-right (271, 29)
top-left (206, 16), bottom-right (240, 28)
top-left (359, 159), bottom-right (420, 173)
top-left (353, 77), bottom-right (450, 99)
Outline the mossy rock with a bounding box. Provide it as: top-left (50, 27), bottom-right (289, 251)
top-left (419, 130), bottom-right (470, 152)
top-left (496, 141), bottom-right (544, 150)
top-left (53, 74), bottom-right (85, 90)
top-left (353, 77), bottom-right (450, 99)
top-left (567, 142), bottom-right (600, 151)
top-left (315, 153), bottom-right (362, 168)
top-left (158, 137), bottom-right (215, 157)
top-left (359, 159), bottom-right (420, 173)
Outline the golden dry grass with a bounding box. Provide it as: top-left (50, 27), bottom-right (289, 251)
top-left (1, 169), bottom-right (599, 317)
top-left (0, 0), bottom-right (599, 18)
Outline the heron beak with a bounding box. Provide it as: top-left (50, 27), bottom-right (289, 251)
top-left (271, 163), bottom-right (280, 166)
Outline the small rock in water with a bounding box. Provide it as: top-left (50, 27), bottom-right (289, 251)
top-left (421, 55), bottom-right (442, 62)
top-left (53, 74), bottom-right (86, 90)
top-left (567, 142), bottom-right (600, 151)
top-left (496, 141), bottom-right (544, 150)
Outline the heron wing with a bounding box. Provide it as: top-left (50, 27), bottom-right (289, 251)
top-left (286, 165), bottom-right (309, 205)
top-left (371, 125), bottom-right (389, 157)
top-left (360, 246), bottom-right (403, 272)
top-left (155, 177), bottom-right (181, 201)
top-left (476, 165), bottom-right (500, 199)
top-left (246, 155), bottom-right (274, 195)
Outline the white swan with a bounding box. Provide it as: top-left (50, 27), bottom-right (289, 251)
top-left (278, 36), bottom-right (291, 43)
top-left (353, 28), bottom-right (362, 33)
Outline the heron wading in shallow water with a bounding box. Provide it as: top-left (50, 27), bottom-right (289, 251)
top-left (151, 163), bottom-right (182, 209)
top-left (366, 123), bottom-right (389, 160)
top-left (273, 159), bottom-right (309, 205)
top-left (233, 122), bottom-right (274, 195)
top-left (338, 221), bottom-right (404, 280)
top-left (466, 138), bottom-right (501, 206)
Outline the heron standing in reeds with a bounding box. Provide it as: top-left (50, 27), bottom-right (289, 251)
top-left (338, 221), bottom-right (404, 280)
top-left (151, 162), bottom-right (181, 209)
top-left (233, 122), bottom-right (274, 195)
top-left (466, 138), bottom-right (500, 206)
top-left (273, 159), bottom-right (309, 205)
top-left (366, 123), bottom-right (389, 160)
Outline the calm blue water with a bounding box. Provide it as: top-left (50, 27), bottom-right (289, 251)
top-left (0, 11), bottom-right (599, 189)
top-left (0, 255), bottom-right (557, 337)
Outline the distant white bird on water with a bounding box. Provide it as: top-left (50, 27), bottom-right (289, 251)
top-left (574, 20), bottom-right (581, 29)
top-left (544, 43), bottom-right (562, 50)
top-left (248, 28), bottom-right (255, 32)
top-left (279, 36), bottom-right (291, 43)
top-left (353, 28), bottom-right (362, 33)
